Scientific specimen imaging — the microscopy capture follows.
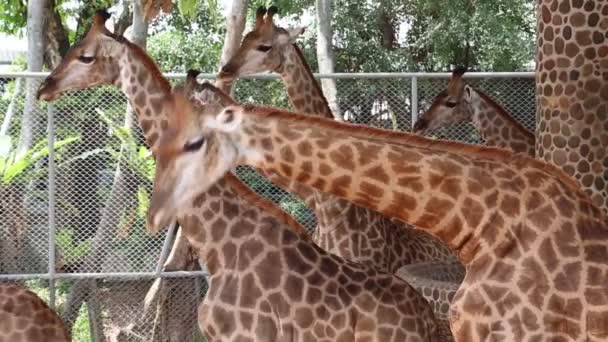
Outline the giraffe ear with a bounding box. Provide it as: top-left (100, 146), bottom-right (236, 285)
top-left (463, 85), bottom-right (476, 103)
top-left (208, 105), bottom-right (243, 133)
top-left (287, 26), bottom-right (306, 42)
top-left (277, 26), bottom-right (306, 45)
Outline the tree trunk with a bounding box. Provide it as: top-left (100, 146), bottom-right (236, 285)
top-left (18, 0), bottom-right (48, 157)
top-left (0, 78), bottom-right (24, 136)
top-left (535, 0), bottom-right (608, 213)
top-left (216, 0), bottom-right (249, 94)
top-left (43, 0), bottom-right (69, 69)
top-left (378, 7), bottom-right (396, 50)
top-left (316, 0), bottom-right (341, 119)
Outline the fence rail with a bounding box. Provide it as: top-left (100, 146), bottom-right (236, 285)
top-left (0, 71), bottom-right (535, 341)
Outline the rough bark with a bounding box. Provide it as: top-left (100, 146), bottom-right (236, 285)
top-left (43, 0), bottom-right (69, 69)
top-left (378, 8), bottom-right (396, 50)
top-left (18, 0), bottom-right (48, 157)
top-left (535, 0), bottom-right (608, 213)
top-left (316, 0), bottom-right (341, 119)
top-left (219, 0), bottom-right (248, 68)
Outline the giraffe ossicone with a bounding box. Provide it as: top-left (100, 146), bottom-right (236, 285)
top-left (149, 102), bottom-right (608, 341)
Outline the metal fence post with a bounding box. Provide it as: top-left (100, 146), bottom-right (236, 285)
top-left (47, 103), bottom-right (56, 309)
top-left (410, 76), bottom-right (418, 130)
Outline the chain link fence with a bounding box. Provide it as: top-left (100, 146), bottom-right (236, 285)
top-left (0, 72), bottom-right (534, 341)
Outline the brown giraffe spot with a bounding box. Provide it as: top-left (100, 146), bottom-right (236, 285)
top-left (212, 306), bottom-right (236, 335)
top-left (296, 241), bottom-right (319, 263)
top-left (256, 251), bottom-right (282, 289)
top-left (219, 275), bottom-right (239, 305)
top-left (256, 315), bottom-right (277, 340)
top-left (280, 163), bottom-right (293, 177)
top-left (222, 242), bottom-right (237, 270)
top-left (319, 163), bottom-right (332, 176)
top-left (320, 256), bottom-right (339, 276)
top-left (518, 257), bottom-right (549, 308)
top-left (439, 178), bottom-right (462, 200)
top-left (268, 291), bottom-right (291, 317)
top-left (358, 181), bottom-right (383, 199)
top-left (306, 287), bottom-right (323, 304)
top-left (278, 125), bottom-right (303, 141)
top-left (362, 165), bottom-right (389, 183)
top-left (258, 224), bottom-right (279, 247)
top-left (285, 275), bottom-right (304, 302)
top-left (210, 218), bottom-right (227, 242)
top-left (330, 175), bottom-right (352, 197)
top-left (587, 312), bottom-right (608, 337)
top-left (500, 194), bottom-right (521, 217)
top-left (232, 244), bottom-right (258, 272)
top-left (296, 141), bottom-right (313, 156)
top-left (280, 146), bottom-right (295, 163)
top-left (462, 197), bottom-right (484, 227)
top-left (329, 145), bottom-right (355, 170)
top-left (585, 245), bottom-right (608, 263)
top-left (285, 248), bottom-right (314, 275)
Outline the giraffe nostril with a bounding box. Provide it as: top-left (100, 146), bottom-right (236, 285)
top-left (36, 77), bottom-right (56, 100)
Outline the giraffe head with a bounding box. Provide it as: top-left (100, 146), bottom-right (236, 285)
top-left (413, 67), bottom-right (479, 133)
top-left (37, 9), bottom-right (123, 101)
top-left (218, 6), bottom-right (306, 80)
top-left (146, 95), bottom-right (242, 232)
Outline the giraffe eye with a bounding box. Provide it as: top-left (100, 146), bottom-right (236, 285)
top-left (78, 55), bottom-right (95, 64)
top-left (183, 136), bottom-right (205, 152)
top-left (256, 45), bottom-right (272, 52)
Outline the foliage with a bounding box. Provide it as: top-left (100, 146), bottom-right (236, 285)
top-left (0, 0), bottom-right (26, 34)
top-left (0, 135), bottom-right (77, 185)
top-left (56, 230), bottom-right (92, 265)
top-left (148, 30), bottom-right (223, 73)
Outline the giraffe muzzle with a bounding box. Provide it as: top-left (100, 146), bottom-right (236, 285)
top-left (36, 77), bottom-right (58, 102)
top-left (412, 118), bottom-right (428, 133)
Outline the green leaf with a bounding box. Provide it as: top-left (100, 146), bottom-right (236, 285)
top-left (1, 137), bottom-right (78, 185)
top-left (177, 0), bottom-right (199, 19)
top-left (137, 187), bottom-right (150, 219)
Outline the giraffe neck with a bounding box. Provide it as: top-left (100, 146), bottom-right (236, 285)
top-left (471, 89), bottom-right (535, 156)
top-left (115, 43), bottom-right (173, 149)
top-left (230, 105), bottom-right (591, 264)
top-left (277, 44), bottom-right (333, 119)
top-left (179, 175), bottom-right (312, 277)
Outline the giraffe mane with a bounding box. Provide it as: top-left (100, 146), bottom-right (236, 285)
top-left (109, 33), bottom-right (172, 94)
top-left (223, 172), bottom-right (312, 241)
top-left (291, 43), bottom-right (333, 118)
top-left (475, 89), bottom-right (535, 140)
top-left (239, 104), bottom-right (586, 196)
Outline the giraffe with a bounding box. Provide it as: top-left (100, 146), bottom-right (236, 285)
top-left (218, 4), bottom-right (459, 263)
top-left (0, 283), bottom-right (69, 342)
top-left (535, 0), bottom-right (608, 213)
top-left (413, 67), bottom-right (535, 157)
top-left (170, 165), bottom-right (440, 341)
top-left (148, 102), bottom-right (608, 341)
top-left (216, 7), bottom-right (462, 317)
top-left (187, 68), bottom-right (462, 332)
top-left (36, 11), bottom-right (440, 341)
top-left (34, 9), bottom-right (306, 239)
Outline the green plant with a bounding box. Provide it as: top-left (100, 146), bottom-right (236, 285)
top-left (56, 230), bottom-right (92, 265)
top-left (0, 135), bottom-right (78, 186)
